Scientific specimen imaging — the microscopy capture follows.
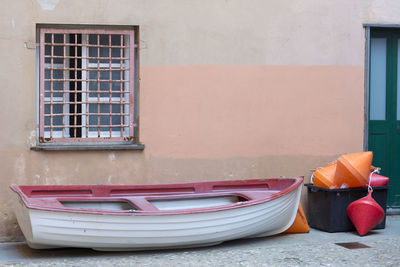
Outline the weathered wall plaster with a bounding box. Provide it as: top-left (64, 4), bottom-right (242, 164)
top-left (1, 0), bottom-right (399, 240)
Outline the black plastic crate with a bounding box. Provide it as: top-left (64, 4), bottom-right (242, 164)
top-left (304, 184), bottom-right (387, 232)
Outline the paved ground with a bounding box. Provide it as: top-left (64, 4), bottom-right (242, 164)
top-left (0, 216), bottom-right (399, 267)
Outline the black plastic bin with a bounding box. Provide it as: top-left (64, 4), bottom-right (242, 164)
top-left (304, 183), bottom-right (388, 232)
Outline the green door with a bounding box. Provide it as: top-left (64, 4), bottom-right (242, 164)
top-left (369, 28), bottom-right (400, 208)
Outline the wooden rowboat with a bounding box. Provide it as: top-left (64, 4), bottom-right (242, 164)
top-left (10, 177), bottom-right (303, 251)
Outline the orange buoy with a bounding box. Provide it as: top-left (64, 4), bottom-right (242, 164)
top-left (284, 204), bottom-right (310, 234)
top-left (313, 163), bottom-right (337, 189)
top-left (347, 190), bottom-right (384, 236)
top-left (335, 152), bottom-right (373, 188)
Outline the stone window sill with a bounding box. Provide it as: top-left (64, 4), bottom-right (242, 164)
top-left (31, 142), bottom-right (145, 151)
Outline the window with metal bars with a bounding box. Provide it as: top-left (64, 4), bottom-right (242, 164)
top-left (39, 28), bottom-right (137, 144)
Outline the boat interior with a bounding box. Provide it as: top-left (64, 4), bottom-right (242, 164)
top-left (11, 178), bottom-right (302, 213)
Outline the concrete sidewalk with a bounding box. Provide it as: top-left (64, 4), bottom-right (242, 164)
top-left (1, 216), bottom-right (399, 267)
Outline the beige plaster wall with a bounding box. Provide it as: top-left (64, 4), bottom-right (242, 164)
top-left (0, 0), bottom-right (398, 240)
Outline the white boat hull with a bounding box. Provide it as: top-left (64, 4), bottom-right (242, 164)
top-left (12, 185), bottom-right (302, 251)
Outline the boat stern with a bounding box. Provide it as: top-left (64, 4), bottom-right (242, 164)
top-left (10, 187), bottom-right (34, 245)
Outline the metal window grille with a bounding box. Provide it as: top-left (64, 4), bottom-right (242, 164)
top-left (39, 28), bottom-right (135, 142)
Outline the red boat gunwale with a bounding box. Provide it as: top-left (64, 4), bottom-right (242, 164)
top-left (10, 177), bottom-right (303, 216)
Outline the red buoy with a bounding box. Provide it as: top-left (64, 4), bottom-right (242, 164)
top-left (369, 173), bottom-right (389, 187)
top-left (347, 190), bottom-right (385, 236)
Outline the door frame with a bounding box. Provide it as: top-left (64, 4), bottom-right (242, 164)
top-left (364, 24), bottom-right (400, 150)
top-left (364, 24), bottom-right (400, 213)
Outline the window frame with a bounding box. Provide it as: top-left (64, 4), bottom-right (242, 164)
top-left (33, 26), bottom-right (143, 151)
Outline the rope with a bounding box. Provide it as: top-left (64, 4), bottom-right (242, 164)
top-left (368, 168), bottom-right (380, 193)
top-left (310, 167), bottom-right (322, 184)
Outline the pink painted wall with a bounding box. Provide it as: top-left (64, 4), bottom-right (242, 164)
top-left (141, 65), bottom-right (364, 159)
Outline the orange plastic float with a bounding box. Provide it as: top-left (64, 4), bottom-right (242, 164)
top-left (312, 152), bottom-right (373, 189)
top-left (313, 163), bottom-right (337, 189)
top-left (335, 152), bottom-right (373, 188)
top-left (284, 204), bottom-right (309, 234)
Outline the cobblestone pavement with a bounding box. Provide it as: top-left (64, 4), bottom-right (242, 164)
top-left (1, 216), bottom-right (399, 267)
